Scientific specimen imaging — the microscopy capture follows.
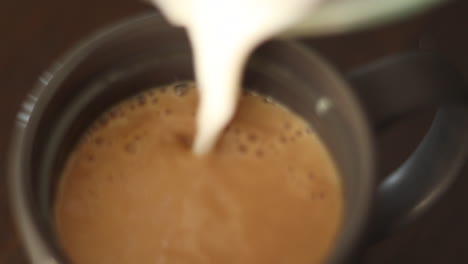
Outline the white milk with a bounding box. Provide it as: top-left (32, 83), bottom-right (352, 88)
top-left (151, 0), bottom-right (324, 154)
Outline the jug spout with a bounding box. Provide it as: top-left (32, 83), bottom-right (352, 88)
top-left (283, 0), bottom-right (446, 37)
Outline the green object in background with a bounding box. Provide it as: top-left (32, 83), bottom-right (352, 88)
top-left (284, 0), bottom-right (446, 37)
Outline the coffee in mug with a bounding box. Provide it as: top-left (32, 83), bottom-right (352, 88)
top-left (54, 81), bottom-right (343, 264)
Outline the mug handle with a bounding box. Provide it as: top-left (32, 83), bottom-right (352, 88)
top-left (347, 52), bottom-right (468, 242)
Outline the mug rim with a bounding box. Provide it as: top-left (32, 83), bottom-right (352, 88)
top-left (7, 12), bottom-right (376, 264)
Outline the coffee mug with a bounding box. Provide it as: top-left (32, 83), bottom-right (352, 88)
top-left (8, 13), bottom-right (468, 264)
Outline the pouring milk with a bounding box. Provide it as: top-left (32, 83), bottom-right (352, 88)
top-left (151, 0), bottom-right (325, 154)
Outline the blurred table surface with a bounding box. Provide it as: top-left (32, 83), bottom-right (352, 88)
top-left (1, 0), bottom-right (468, 263)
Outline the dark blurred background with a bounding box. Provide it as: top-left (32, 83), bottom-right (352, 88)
top-left (1, 0), bottom-right (468, 263)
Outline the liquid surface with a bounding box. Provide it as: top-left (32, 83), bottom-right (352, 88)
top-left (55, 82), bottom-right (342, 264)
top-left (152, 0), bottom-right (324, 154)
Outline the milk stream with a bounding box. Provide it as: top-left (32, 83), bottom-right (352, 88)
top-left (151, 0), bottom-right (324, 154)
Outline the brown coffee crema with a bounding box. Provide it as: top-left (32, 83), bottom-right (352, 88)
top-left (54, 81), bottom-right (343, 264)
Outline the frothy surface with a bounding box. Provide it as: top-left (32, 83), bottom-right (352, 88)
top-left (55, 82), bottom-right (342, 264)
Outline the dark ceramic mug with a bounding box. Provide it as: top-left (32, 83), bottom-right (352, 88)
top-left (8, 13), bottom-right (468, 264)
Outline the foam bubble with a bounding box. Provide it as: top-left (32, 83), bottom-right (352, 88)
top-left (80, 133), bottom-right (90, 143)
top-left (88, 123), bottom-right (98, 132)
top-left (176, 133), bottom-right (192, 149)
top-left (319, 192), bottom-right (325, 200)
top-left (247, 133), bottom-right (257, 143)
top-left (147, 90), bottom-right (155, 96)
top-left (94, 137), bottom-right (104, 146)
top-left (106, 174), bottom-right (114, 183)
top-left (279, 135), bottom-right (287, 144)
top-left (308, 172), bottom-right (315, 180)
top-left (164, 109), bottom-right (172, 116)
top-left (152, 98), bottom-right (159, 104)
top-left (238, 144), bottom-right (248, 154)
top-left (159, 86), bottom-right (167, 93)
top-left (173, 82), bottom-right (189, 97)
top-left (108, 110), bottom-right (117, 119)
top-left (255, 149), bottom-right (264, 158)
top-left (136, 94), bottom-right (147, 106)
top-left (98, 117), bottom-right (109, 127)
top-left (87, 189), bottom-right (97, 198)
top-left (125, 142), bottom-right (137, 154)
